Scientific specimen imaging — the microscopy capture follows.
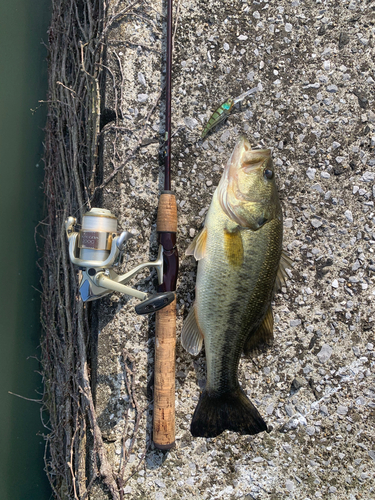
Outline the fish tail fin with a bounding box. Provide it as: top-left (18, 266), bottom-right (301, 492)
top-left (190, 387), bottom-right (267, 438)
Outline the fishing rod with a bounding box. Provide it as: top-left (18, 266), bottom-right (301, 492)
top-left (153, 0), bottom-right (178, 450)
top-left (65, 0), bottom-right (178, 451)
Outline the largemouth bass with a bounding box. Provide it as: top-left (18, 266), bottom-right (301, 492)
top-left (181, 136), bottom-right (291, 438)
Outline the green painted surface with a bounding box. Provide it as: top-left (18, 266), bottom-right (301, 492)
top-left (0, 0), bottom-right (51, 498)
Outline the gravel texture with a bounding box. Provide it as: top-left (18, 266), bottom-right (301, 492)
top-left (90, 0), bottom-right (375, 498)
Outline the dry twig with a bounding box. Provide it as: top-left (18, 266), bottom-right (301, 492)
top-left (41, 0), bottom-right (165, 498)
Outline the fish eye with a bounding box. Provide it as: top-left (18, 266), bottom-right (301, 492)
top-left (264, 169), bottom-right (274, 180)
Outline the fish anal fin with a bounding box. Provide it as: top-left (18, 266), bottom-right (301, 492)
top-left (185, 227), bottom-right (207, 261)
top-left (224, 228), bottom-right (244, 268)
top-left (180, 305), bottom-right (204, 356)
top-left (274, 249), bottom-right (293, 293)
top-left (243, 306), bottom-right (274, 356)
top-left (190, 387), bottom-right (267, 438)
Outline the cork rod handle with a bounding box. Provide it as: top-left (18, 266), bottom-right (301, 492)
top-left (153, 300), bottom-right (176, 449)
top-left (156, 192), bottom-right (178, 233)
top-left (153, 192), bottom-right (177, 449)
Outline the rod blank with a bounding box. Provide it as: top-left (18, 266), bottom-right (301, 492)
top-left (153, 0), bottom-right (178, 450)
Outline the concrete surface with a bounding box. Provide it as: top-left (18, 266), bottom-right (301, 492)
top-left (91, 0), bottom-right (375, 498)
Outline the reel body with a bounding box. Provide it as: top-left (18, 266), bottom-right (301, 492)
top-left (65, 208), bottom-right (174, 314)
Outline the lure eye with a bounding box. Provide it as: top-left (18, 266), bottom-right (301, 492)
top-left (264, 169), bottom-right (274, 180)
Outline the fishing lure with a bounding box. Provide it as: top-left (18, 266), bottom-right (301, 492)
top-left (201, 98), bottom-right (234, 139)
top-left (201, 88), bottom-right (257, 139)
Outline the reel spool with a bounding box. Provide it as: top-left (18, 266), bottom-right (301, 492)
top-left (65, 208), bottom-right (174, 314)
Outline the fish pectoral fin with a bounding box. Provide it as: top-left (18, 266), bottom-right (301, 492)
top-left (185, 227), bottom-right (208, 261)
top-left (180, 304), bottom-right (204, 355)
top-left (274, 249), bottom-right (293, 293)
top-left (243, 306), bottom-right (274, 356)
top-left (224, 228), bottom-right (244, 267)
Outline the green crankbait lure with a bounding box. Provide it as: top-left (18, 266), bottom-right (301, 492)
top-left (201, 88), bottom-right (256, 139)
top-left (201, 98), bottom-right (234, 139)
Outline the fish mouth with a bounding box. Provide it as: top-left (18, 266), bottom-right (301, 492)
top-left (241, 147), bottom-right (271, 173)
top-left (226, 137), bottom-right (271, 175)
top-left (217, 137), bottom-right (274, 227)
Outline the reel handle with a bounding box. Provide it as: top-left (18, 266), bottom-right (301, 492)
top-left (135, 292), bottom-right (175, 315)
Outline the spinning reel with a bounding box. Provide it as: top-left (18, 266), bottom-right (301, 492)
top-left (65, 208), bottom-right (175, 314)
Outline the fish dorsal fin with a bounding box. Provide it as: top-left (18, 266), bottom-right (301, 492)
top-left (181, 304), bottom-right (204, 355)
top-left (274, 249), bottom-right (293, 292)
top-left (185, 227), bottom-right (208, 261)
top-left (243, 305), bottom-right (274, 356)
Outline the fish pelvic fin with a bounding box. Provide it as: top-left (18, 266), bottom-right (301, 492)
top-left (243, 305), bottom-right (274, 356)
top-left (181, 304), bottom-right (204, 355)
top-left (274, 249), bottom-right (293, 294)
top-left (191, 387), bottom-right (267, 438)
top-left (185, 227), bottom-right (208, 261)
